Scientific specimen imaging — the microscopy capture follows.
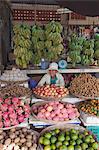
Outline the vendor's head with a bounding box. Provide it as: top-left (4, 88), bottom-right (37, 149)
top-left (48, 62), bottom-right (58, 77)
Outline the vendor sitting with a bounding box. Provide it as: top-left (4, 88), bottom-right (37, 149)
top-left (38, 62), bottom-right (65, 87)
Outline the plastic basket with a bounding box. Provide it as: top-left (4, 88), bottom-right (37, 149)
top-left (86, 126), bottom-right (99, 142)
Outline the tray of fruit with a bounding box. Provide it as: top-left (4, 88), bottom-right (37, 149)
top-left (69, 74), bottom-right (99, 100)
top-left (33, 85), bottom-right (69, 101)
top-left (32, 101), bottom-right (80, 124)
top-left (38, 124), bottom-right (99, 150)
top-left (0, 97), bottom-right (30, 130)
top-left (0, 84), bottom-right (32, 99)
top-left (79, 100), bottom-right (99, 118)
top-left (0, 127), bottom-right (38, 150)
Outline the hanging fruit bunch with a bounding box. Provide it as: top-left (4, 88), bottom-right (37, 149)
top-left (68, 33), bottom-right (96, 67)
top-left (44, 21), bottom-right (64, 61)
top-left (68, 33), bottom-right (83, 67)
top-left (13, 24), bottom-right (33, 68)
top-left (94, 34), bottom-right (99, 65)
top-left (81, 39), bottom-right (94, 66)
top-left (31, 25), bottom-right (45, 64)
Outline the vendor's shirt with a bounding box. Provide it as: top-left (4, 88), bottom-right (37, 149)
top-left (50, 76), bottom-right (58, 84)
top-left (38, 73), bottom-right (65, 87)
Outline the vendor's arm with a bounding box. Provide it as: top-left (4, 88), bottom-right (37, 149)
top-left (38, 74), bottom-right (49, 86)
top-left (59, 74), bottom-right (65, 87)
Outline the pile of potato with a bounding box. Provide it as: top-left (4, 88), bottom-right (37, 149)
top-left (0, 128), bottom-right (38, 150)
top-left (0, 84), bottom-right (32, 98)
top-left (69, 74), bottom-right (99, 98)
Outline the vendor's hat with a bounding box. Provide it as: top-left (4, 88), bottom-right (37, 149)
top-left (48, 62), bottom-right (58, 71)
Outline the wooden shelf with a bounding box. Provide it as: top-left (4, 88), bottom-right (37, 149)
top-left (20, 68), bottom-right (99, 74)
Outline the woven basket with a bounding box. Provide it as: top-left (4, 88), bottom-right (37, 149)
top-left (38, 124), bottom-right (86, 150)
top-left (31, 101), bottom-right (79, 124)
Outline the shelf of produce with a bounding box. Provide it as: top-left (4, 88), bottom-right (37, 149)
top-left (14, 68), bottom-right (99, 74)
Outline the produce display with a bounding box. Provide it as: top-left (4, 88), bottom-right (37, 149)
top-left (68, 33), bottom-right (99, 67)
top-left (39, 127), bottom-right (99, 150)
top-left (94, 34), bottom-right (99, 65)
top-left (13, 24), bottom-right (33, 68)
top-left (33, 85), bottom-right (69, 99)
top-left (32, 101), bottom-right (79, 122)
top-left (0, 127), bottom-right (38, 150)
top-left (44, 21), bottom-right (64, 61)
top-left (0, 97), bottom-right (30, 128)
top-left (69, 74), bottom-right (99, 98)
top-left (31, 25), bottom-right (45, 64)
top-left (0, 68), bottom-right (29, 82)
top-left (79, 99), bottom-right (99, 117)
top-left (0, 84), bottom-right (32, 98)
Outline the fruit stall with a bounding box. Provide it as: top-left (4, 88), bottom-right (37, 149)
top-left (0, 0), bottom-right (99, 150)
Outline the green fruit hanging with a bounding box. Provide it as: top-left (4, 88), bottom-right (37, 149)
top-left (13, 24), bottom-right (33, 68)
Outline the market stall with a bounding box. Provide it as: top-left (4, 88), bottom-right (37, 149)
top-left (0, 0), bottom-right (99, 149)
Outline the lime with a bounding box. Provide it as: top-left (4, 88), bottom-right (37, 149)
top-left (55, 129), bottom-right (60, 134)
top-left (65, 131), bottom-right (70, 135)
top-left (87, 148), bottom-right (94, 150)
top-left (44, 145), bottom-right (51, 150)
top-left (51, 131), bottom-right (56, 136)
top-left (84, 136), bottom-right (91, 143)
top-left (90, 138), bottom-right (95, 143)
top-left (65, 135), bottom-right (70, 141)
top-left (74, 145), bottom-right (82, 150)
top-left (56, 141), bottom-right (62, 148)
top-left (63, 141), bottom-right (69, 146)
top-left (67, 145), bottom-right (74, 150)
top-left (50, 144), bottom-right (56, 150)
top-left (70, 140), bottom-right (76, 146)
top-left (76, 139), bottom-right (83, 145)
top-left (84, 131), bottom-right (89, 136)
top-left (58, 135), bottom-right (65, 142)
top-left (88, 135), bottom-right (93, 139)
top-left (81, 143), bottom-right (88, 150)
top-left (51, 136), bottom-right (57, 144)
top-left (59, 145), bottom-right (67, 150)
top-left (43, 138), bottom-right (50, 145)
top-left (71, 134), bottom-right (78, 141)
top-left (79, 134), bottom-right (83, 139)
top-left (44, 133), bottom-right (52, 139)
top-left (39, 136), bottom-right (44, 144)
top-left (92, 142), bottom-right (99, 149)
top-left (70, 129), bottom-right (77, 134)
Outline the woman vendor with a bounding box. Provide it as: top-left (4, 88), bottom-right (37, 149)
top-left (38, 62), bottom-right (65, 87)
